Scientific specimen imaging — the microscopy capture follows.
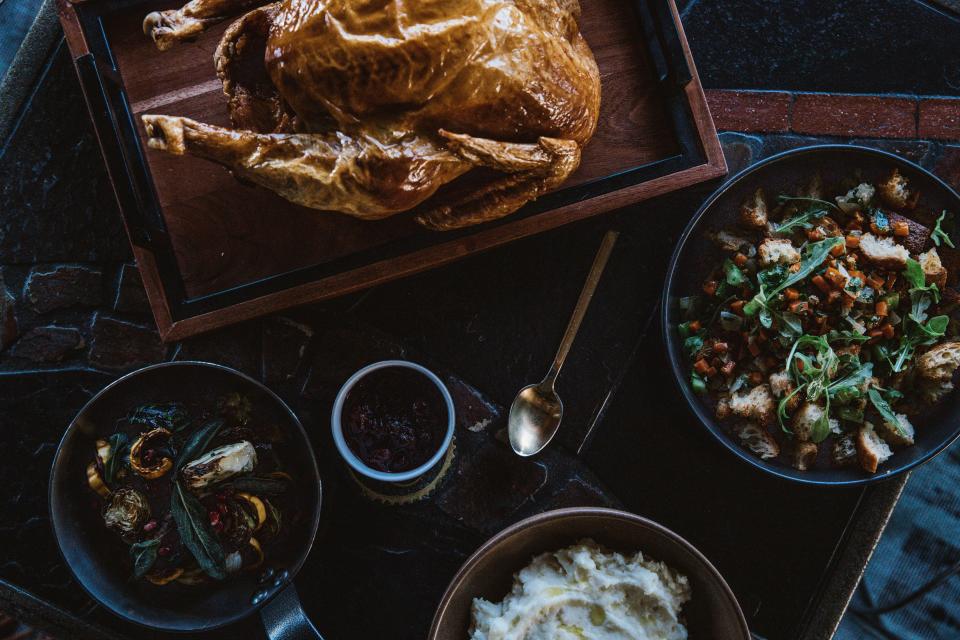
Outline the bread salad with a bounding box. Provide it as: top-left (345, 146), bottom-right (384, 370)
top-left (86, 395), bottom-right (298, 585)
top-left (678, 169), bottom-right (960, 473)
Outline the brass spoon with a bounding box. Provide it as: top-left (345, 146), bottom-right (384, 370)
top-left (508, 230), bottom-right (619, 457)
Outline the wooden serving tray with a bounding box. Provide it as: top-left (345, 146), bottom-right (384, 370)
top-left (58, 0), bottom-right (726, 341)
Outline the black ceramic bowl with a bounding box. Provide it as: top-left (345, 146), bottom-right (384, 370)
top-left (49, 362), bottom-right (324, 636)
top-left (663, 145), bottom-right (960, 486)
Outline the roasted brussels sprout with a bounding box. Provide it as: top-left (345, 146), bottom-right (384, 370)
top-left (103, 488), bottom-right (151, 535)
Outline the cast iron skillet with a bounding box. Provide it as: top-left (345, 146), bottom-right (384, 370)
top-left (663, 145), bottom-right (960, 486)
top-left (49, 362), bottom-right (325, 637)
top-left (429, 508), bottom-right (749, 638)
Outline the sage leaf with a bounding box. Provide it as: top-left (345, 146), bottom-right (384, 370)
top-left (130, 537), bottom-right (161, 579)
top-left (176, 419), bottom-right (225, 471)
top-left (171, 481), bottom-right (226, 580)
top-left (104, 432), bottom-right (129, 486)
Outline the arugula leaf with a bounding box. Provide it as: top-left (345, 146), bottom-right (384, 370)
top-left (130, 538), bottom-right (161, 579)
top-left (773, 204), bottom-right (830, 236)
top-left (867, 388), bottom-right (907, 436)
top-left (932, 210), bottom-right (955, 249)
top-left (776, 195), bottom-right (842, 212)
top-left (744, 237), bottom-right (843, 316)
top-left (171, 481), bottom-right (226, 580)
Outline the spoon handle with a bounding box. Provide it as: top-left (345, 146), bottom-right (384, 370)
top-left (544, 230), bottom-right (619, 386)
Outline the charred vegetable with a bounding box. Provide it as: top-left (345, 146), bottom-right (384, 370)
top-left (87, 393), bottom-right (297, 586)
top-left (181, 441), bottom-right (257, 490)
top-left (104, 488), bottom-right (151, 536)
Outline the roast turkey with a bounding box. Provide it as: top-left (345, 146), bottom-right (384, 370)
top-left (142, 0), bottom-right (601, 230)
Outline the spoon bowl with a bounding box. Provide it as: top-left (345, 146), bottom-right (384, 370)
top-left (507, 230), bottom-right (618, 456)
top-left (508, 383), bottom-right (564, 456)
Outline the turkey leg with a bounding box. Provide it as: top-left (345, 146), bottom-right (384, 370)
top-left (141, 115), bottom-right (472, 218)
top-left (144, 0), bottom-right (266, 50)
top-left (416, 131), bottom-right (581, 230)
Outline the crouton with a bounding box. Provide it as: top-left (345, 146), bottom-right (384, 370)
top-left (735, 422), bottom-right (780, 460)
top-left (878, 413), bottom-right (915, 447)
top-left (832, 434), bottom-right (858, 467)
top-left (792, 441), bottom-right (818, 471)
top-left (919, 247), bottom-right (948, 289)
top-left (717, 384), bottom-right (775, 426)
top-left (758, 238), bottom-right (801, 267)
top-left (877, 168), bottom-right (914, 210)
top-left (740, 188), bottom-right (768, 229)
top-left (916, 341), bottom-right (960, 403)
top-left (791, 402), bottom-right (839, 441)
top-left (859, 233), bottom-right (910, 270)
top-left (916, 341), bottom-right (960, 383)
top-left (857, 422), bottom-right (893, 473)
top-left (711, 229), bottom-right (754, 252)
top-left (837, 183), bottom-right (875, 208)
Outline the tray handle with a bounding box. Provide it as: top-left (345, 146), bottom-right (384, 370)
top-left (260, 584), bottom-right (325, 640)
top-left (635, 0), bottom-right (693, 87)
top-left (73, 52), bottom-right (157, 249)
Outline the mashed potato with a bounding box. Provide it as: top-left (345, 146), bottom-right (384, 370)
top-left (469, 540), bottom-right (691, 640)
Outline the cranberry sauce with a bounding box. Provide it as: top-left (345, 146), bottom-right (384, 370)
top-left (342, 367), bottom-right (447, 473)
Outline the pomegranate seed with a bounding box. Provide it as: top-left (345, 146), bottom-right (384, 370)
top-left (218, 502), bottom-right (229, 514)
top-left (209, 511), bottom-right (221, 526)
top-left (142, 520), bottom-right (158, 532)
top-left (158, 546), bottom-right (170, 557)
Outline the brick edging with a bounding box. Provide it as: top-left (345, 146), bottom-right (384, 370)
top-left (705, 89), bottom-right (960, 141)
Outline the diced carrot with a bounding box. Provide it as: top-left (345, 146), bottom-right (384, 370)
top-left (713, 341), bottom-right (729, 354)
top-left (706, 366), bottom-right (718, 377)
top-left (807, 228), bottom-right (825, 241)
top-left (830, 243), bottom-right (846, 257)
top-left (845, 235), bottom-right (861, 249)
top-left (703, 280), bottom-right (718, 296)
top-left (694, 358), bottom-right (711, 375)
top-left (733, 252), bottom-right (748, 267)
top-left (825, 267), bottom-right (846, 288)
top-left (721, 361), bottom-right (736, 376)
top-left (812, 275), bottom-right (831, 293)
top-left (789, 301), bottom-right (809, 314)
top-left (848, 220), bottom-right (863, 231)
top-left (789, 262), bottom-right (801, 273)
top-left (866, 274), bottom-right (885, 290)
top-left (882, 323), bottom-right (895, 339)
top-left (785, 287), bottom-right (801, 301)
top-left (827, 290), bottom-right (841, 305)
top-left (796, 360), bottom-right (805, 373)
top-left (870, 222), bottom-right (887, 236)
top-left (688, 320), bottom-right (701, 332)
top-left (886, 273), bottom-right (897, 289)
top-left (892, 221), bottom-right (910, 237)
top-left (875, 301), bottom-right (888, 316)
top-left (730, 300), bottom-right (746, 315)
top-left (867, 328), bottom-right (883, 338)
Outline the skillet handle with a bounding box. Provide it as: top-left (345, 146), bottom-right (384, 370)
top-left (261, 584), bottom-right (324, 640)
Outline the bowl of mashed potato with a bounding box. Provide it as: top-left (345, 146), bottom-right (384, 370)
top-left (428, 508), bottom-right (749, 640)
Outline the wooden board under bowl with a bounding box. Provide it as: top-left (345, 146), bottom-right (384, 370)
top-left (58, 0), bottom-right (726, 341)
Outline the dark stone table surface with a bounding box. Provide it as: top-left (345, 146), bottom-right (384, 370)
top-left (1, 1), bottom-right (959, 639)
